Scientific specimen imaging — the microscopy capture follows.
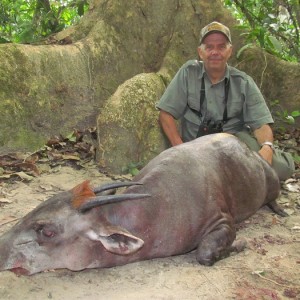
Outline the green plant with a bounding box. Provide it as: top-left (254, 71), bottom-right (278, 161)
top-left (223, 0), bottom-right (300, 62)
top-left (292, 153), bottom-right (300, 164)
top-left (0, 0), bottom-right (89, 44)
top-left (269, 99), bottom-right (300, 133)
top-left (270, 99), bottom-right (300, 123)
top-left (65, 131), bottom-right (77, 142)
top-left (122, 162), bottom-right (144, 176)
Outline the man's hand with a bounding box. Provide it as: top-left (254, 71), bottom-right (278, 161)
top-left (254, 124), bottom-right (274, 165)
top-left (258, 145), bottom-right (273, 165)
top-left (159, 110), bottom-right (183, 146)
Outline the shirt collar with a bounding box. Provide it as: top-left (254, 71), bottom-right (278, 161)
top-left (199, 62), bottom-right (230, 82)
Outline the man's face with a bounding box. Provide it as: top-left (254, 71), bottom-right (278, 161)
top-left (198, 33), bottom-right (232, 72)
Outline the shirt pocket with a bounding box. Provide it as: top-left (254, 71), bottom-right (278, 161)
top-left (186, 95), bottom-right (202, 124)
top-left (187, 95), bottom-right (200, 111)
top-left (228, 98), bottom-right (243, 118)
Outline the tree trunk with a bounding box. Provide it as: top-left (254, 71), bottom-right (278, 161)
top-left (0, 0), bottom-right (298, 170)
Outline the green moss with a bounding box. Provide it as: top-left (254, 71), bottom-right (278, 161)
top-left (101, 73), bottom-right (164, 130)
top-left (0, 96), bottom-right (46, 150)
top-left (97, 72), bottom-right (168, 172)
top-left (6, 129), bottom-right (45, 151)
top-left (0, 46), bottom-right (29, 97)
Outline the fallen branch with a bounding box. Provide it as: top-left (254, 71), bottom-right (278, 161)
top-left (252, 271), bottom-right (300, 289)
top-left (0, 217), bottom-right (20, 227)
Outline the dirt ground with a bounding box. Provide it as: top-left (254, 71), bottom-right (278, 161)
top-left (0, 164), bottom-right (299, 300)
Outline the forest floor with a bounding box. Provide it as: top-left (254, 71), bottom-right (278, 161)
top-left (0, 129), bottom-right (299, 300)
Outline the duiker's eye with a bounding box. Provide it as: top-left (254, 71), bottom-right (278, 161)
top-left (34, 223), bottom-right (57, 239)
top-left (40, 228), bottom-right (56, 238)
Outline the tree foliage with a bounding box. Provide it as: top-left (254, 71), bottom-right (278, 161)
top-left (223, 0), bottom-right (300, 62)
top-left (0, 0), bottom-right (88, 44)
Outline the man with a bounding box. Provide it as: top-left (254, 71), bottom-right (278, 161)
top-left (156, 21), bottom-right (294, 181)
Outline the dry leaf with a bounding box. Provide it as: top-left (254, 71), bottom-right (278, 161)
top-left (0, 198), bottom-right (12, 204)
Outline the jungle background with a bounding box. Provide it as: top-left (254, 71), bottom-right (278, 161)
top-left (0, 0), bottom-right (299, 174)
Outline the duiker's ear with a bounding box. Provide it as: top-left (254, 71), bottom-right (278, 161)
top-left (86, 225), bottom-right (144, 255)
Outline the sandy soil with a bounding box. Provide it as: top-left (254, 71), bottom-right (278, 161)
top-left (0, 164), bottom-right (299, 300)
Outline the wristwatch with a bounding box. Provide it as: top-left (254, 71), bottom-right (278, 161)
top-left (261, 141), bottom-right (275, 150)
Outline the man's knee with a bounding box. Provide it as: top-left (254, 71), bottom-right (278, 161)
top-left (234, 131), bottom-right (260, 151)
top-left (234, 131), bottom-right (295, 181)
top-left (272, 150), bottom-right (295, 181)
